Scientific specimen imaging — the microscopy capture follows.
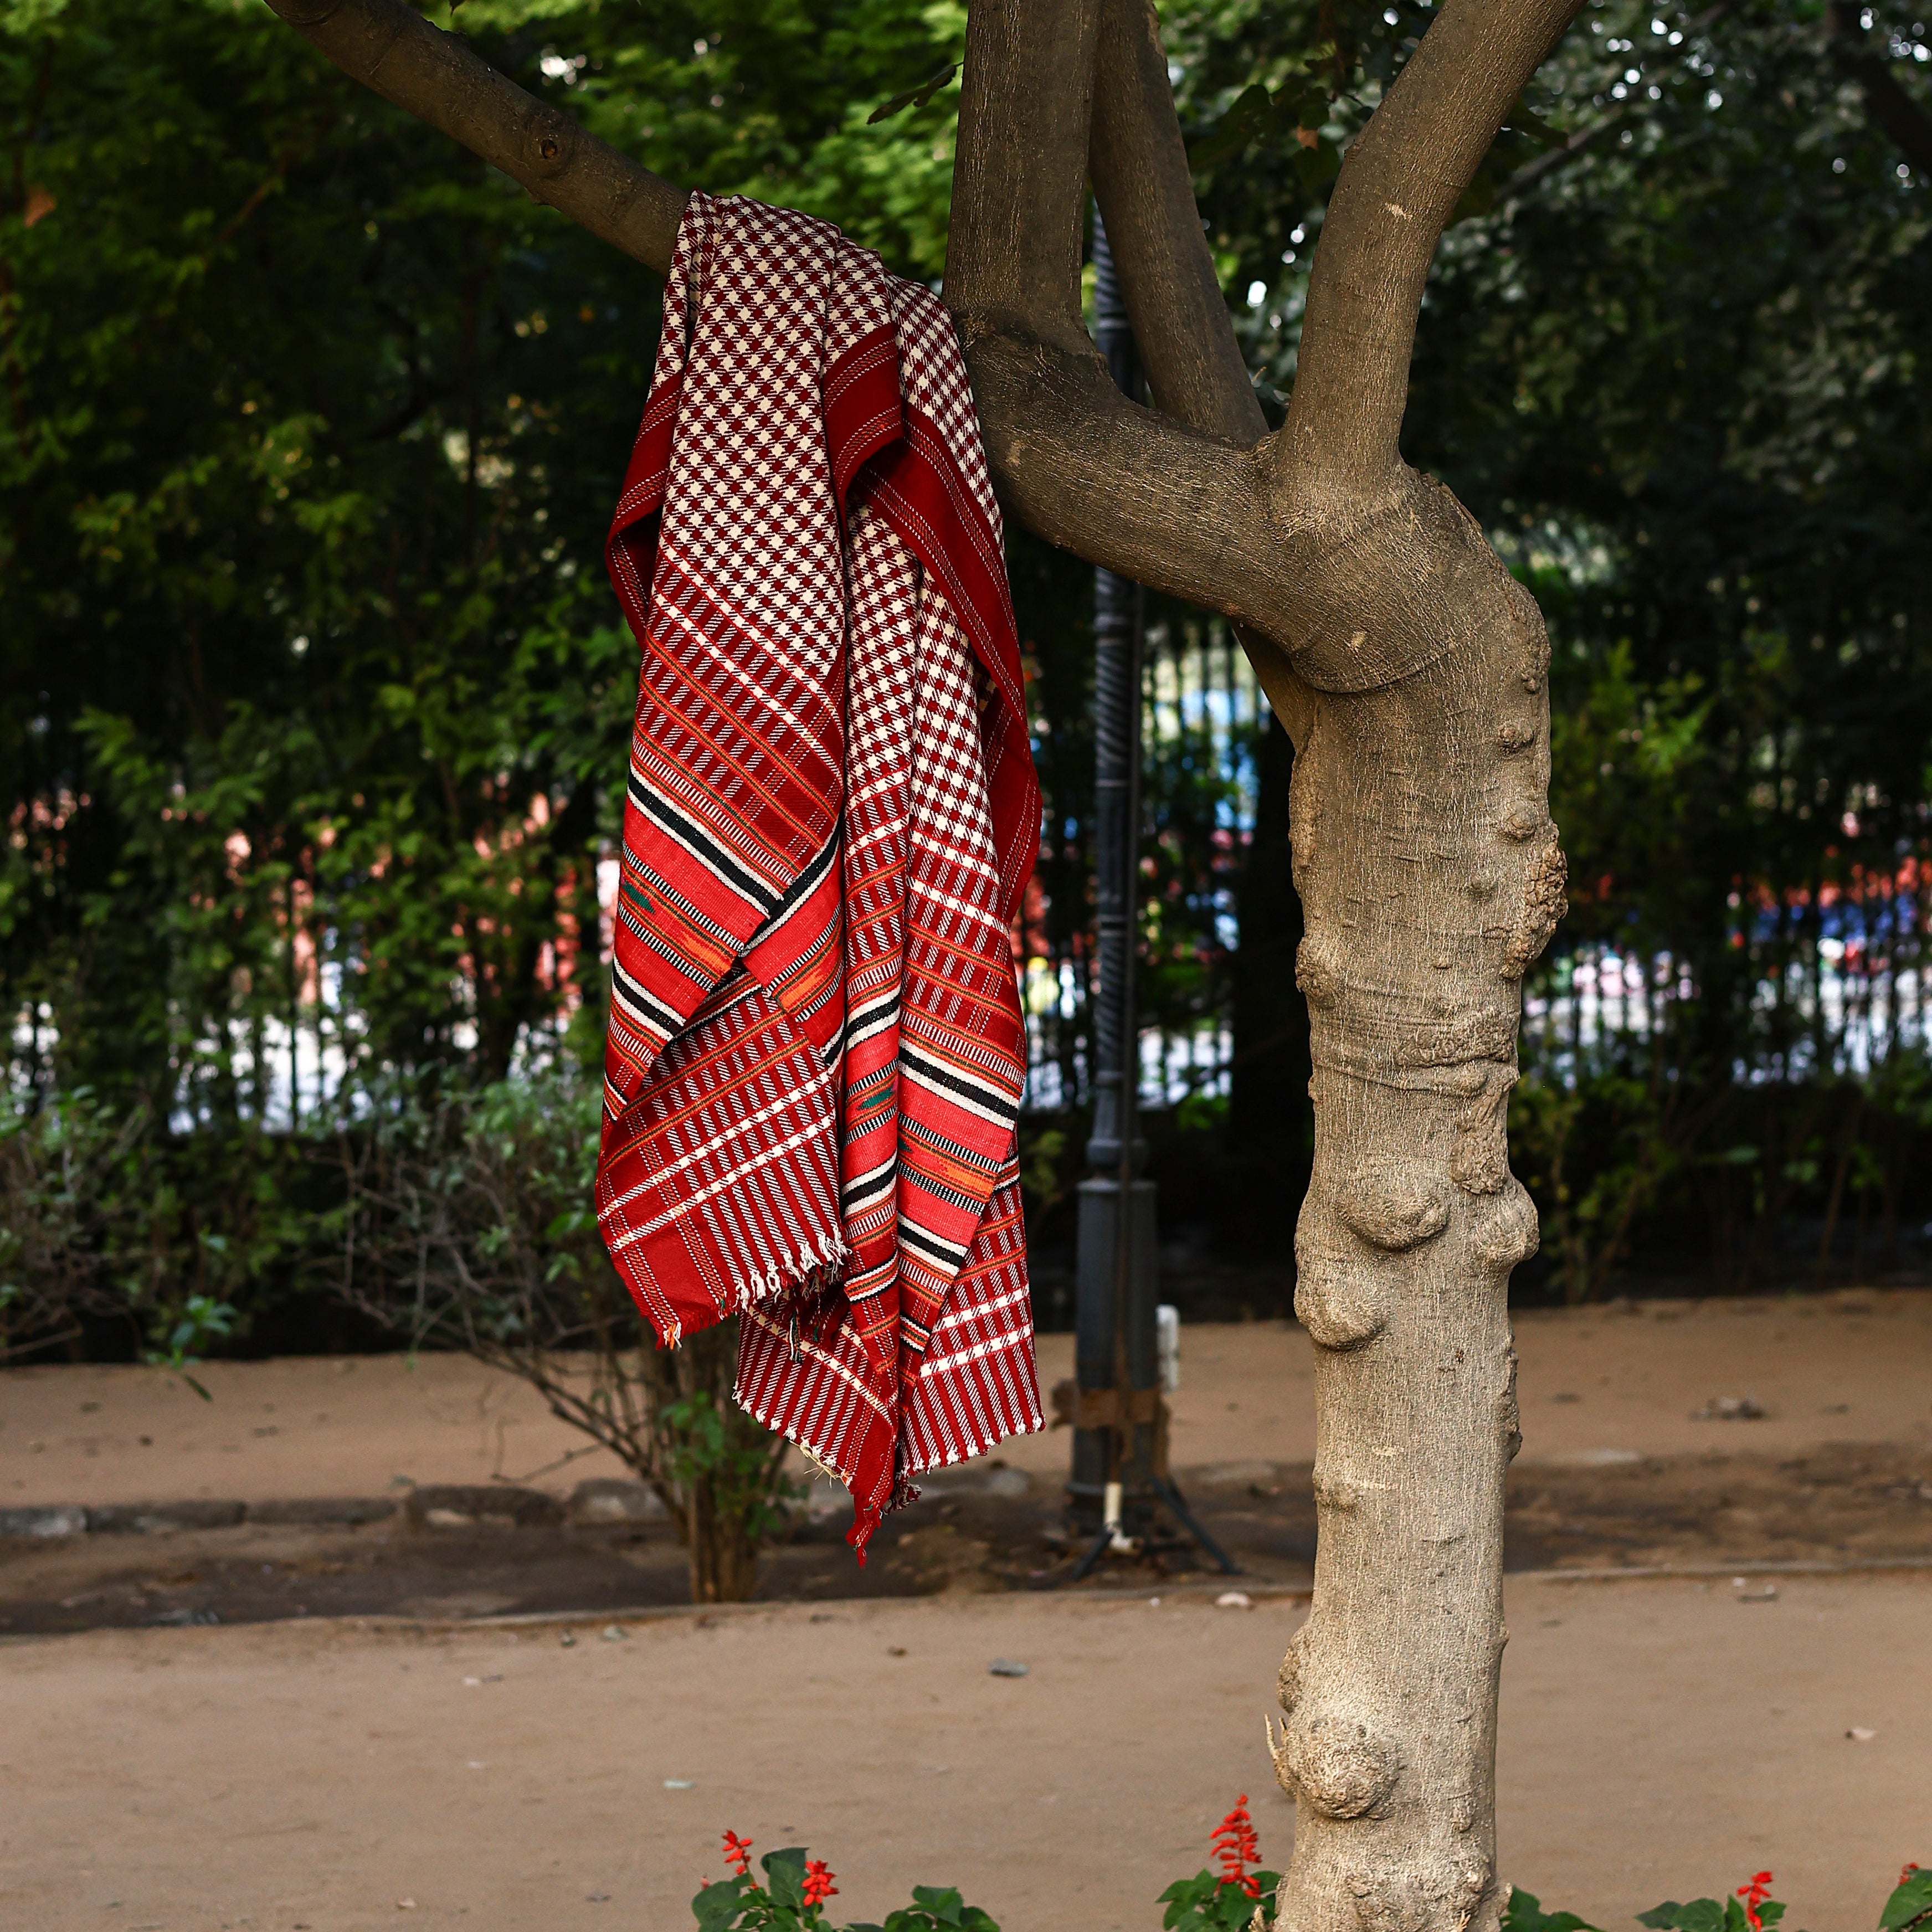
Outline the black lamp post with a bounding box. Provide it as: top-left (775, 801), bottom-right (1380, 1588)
top-left (1065, 213), bottom-right (1235, 1578)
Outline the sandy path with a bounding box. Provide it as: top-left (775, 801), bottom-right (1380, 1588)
top-left (6, 1290), bottom-right (1929, 1510)
top-left (1, 1573), bottom-right (1924, 1932)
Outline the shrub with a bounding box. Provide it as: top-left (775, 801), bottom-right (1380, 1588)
top-left (327, 1060), bottom-right (800, 1602)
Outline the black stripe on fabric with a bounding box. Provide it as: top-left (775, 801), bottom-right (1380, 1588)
top-left (768, 824), bottom-right (838, 917)
top-left (898, 1047), bottom-right (1021, 1125)
top-left (609, 959), bottom-right (682, 1035)
top-left (628, 772), bottom-right (782, 916)
top-left (900, 1223), bottom-right (969, 1266)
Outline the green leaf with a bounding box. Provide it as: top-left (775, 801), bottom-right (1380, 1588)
top-left (1503, 1886), bottom-right (1601, 1932)
top-left (762, 1848), bottom-right (809, 1912)
top-left (1639, 1902), bottom-right (1729, 1932)
top-left (1881, 1870), bottom-right (1932, 1932)
top-left (692, 1876), bottom-right (753, 1932)
top-left (1505, 104), bottom-right (1568, 150)
top-left (1188, 83), bottom-right (1273, 169)
top-left (911, 1887), bottom-right (966, 1927)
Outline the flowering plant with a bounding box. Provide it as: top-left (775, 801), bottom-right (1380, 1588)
top-left (687, 1826), bottom-right (1929, 1932)
top-left (1883, 1866), bottom-right (1932, 1932)
top-left (691, 1833), bottom-right (998, 1932)
top-left (1157, 1797), bottom-right (1281, 1932)
top-left (1510, 1861), bottom-right (1930, 1932)
top-left (1633, 1868), bottom-right (1799, 1932)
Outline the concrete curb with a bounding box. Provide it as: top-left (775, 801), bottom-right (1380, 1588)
top-left (0, 1477), bottom-right (670, 1542)
top-left (0, 1497), bottom-right (390, 1539)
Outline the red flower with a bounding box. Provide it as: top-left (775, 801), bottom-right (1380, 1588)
top-left (1904, 1865), bottom-right (1923, 1886)
top-left (1737, 1872), bottom-right (1774, 1932)
top-left (1211, 1795), bottom-right (1264, 1899)
top-left (721, 1832), bottom-right (755, 1879)
top-left (804, 1858), bottom-right (840, 1910)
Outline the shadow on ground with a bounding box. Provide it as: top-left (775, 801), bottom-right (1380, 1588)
top-left (3, 1440), bottom-right (1928, 1637)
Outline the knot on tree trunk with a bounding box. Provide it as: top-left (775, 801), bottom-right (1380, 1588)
top-left (1467, 1179), bottom-right (1540, 1276)
top-left (1293, 1246), bottom-right (1389, 1350)
top-left (1502, 833), bottom-right (1568, 981)
top-left (1271, 1707), bottom-right (1405, 1822)
top-left (1337, 1167), bottom-right (1452, 1252)
top-left (1448, 1068), bottom-right (1515, 1196)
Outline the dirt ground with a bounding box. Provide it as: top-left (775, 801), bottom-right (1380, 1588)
top-left (6, 1288), bottom-right (1930, 1510)
top-left (2, 1289), bottom-right (1930, 1929)
top-left (3, 1291), bottom-right (1931, 1632)
top-left (1, 1575), bottom-right (1926, 1932)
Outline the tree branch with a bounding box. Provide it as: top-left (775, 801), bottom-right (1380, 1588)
top-left (263, 0), bottom-right (688, 273)
top-left (1828, 1), bottom-right (1932, 181)
top-left (944, 0), bottom-right (1097, 351)
top-left (962, 333), bottom-right (1282, 611)
top-left (946, 0), bottom-right (1292, 621)
top-left (255, 0), bottom-right (1590, 673)
top-left (1088, 0), bottom-right (1267, 446)
top-left (1274, 0), bottom-right (1586, 496)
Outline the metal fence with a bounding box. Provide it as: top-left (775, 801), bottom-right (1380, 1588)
top-left (1017, 611), bottom-right (1268, 1114)
top-left (1524, 871), bottom-right (1929, 1083)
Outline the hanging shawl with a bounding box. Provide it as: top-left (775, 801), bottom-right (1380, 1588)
top-left (597, 194), bottom-right (1042, 1558)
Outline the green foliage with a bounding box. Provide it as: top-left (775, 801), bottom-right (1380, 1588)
top-left (660, 1388), bottom-right (801, 1549)
top-left (1015, 1119), bottom-right (1070, 1216)
top-left (8, 0), bottom-right (1932, 1316)
top-left (1881, 1869), bottom-right (1932, 1932)
top-left (1157, 1868), bottom-right (1280, 1932)
top-left (1509, 1055), bottom-right (1687, 1304)
top-left (1637, 1898), bottom-right (1789, 1932)
top-left (691, 1845), bottom-right (998, 1932)
top-left (2, 0), bottom-right (963, 1124)
top-left (1502, 1889), bottom-right (1600, 1932)
top-left (1, 0), bottom-right (974, 1338)
top-left (328, 1059), bottom-right (797, 1598)
top-left (0, 1083), bottom-right (310, 1363)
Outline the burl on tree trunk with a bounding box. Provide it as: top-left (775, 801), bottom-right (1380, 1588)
top-left (261, 0), bottom-right (1578, 1918)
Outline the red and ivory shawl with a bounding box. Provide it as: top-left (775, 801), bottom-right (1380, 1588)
top-left (597, 193), bottom-right (1043, 1558)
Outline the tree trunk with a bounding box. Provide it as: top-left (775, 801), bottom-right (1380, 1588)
top-left (685, 1476), bottom-right (762, 1605)
top-left (671, 1318), bottom-right (765, 1605)
top-left (1258, 537), bottom-right (1556, 1932)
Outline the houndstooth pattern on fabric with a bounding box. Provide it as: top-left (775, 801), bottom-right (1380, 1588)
top-left (598, 194), bottom-right (1042, 1558)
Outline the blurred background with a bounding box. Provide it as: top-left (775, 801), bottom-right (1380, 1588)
top-left (5, 0), bottom-right (1931, 1370)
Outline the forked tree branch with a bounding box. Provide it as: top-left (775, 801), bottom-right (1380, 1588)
top-left (1273, 0), bottom-right (1585, 497)
top-left (945, 0), bottom-right (1284, 614)
top-left (1088, 0), bottom-right (1267, 446)
top-left (258, 0), bottom-right (1582, 664)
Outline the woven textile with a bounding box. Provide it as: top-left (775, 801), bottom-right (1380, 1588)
top-left (598, 193), bottom-right (1043, 1556)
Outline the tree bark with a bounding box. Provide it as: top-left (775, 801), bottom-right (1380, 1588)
top-left (256, 0), bottom-right (1581, 1913)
